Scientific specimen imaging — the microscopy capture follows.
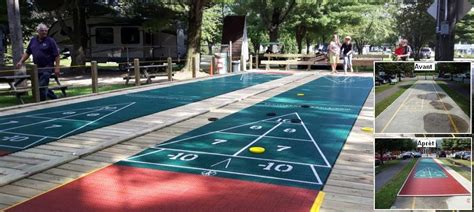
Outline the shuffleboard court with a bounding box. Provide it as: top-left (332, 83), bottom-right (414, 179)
top-left (0, 73), bottom-right (287, 156)
top-left (6, 75), bottom-right (373, 211)
top-left (376, 80), bottom-right (471, 133)
top-left (398, 158), bottom-right (471, 196)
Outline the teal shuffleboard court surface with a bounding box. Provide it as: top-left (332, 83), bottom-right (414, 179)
top-left (0, 73), bottom-right (287, 156)
top-left (118, 75), bottom-right (374, 190)
top-left (414, 158), bottom-right (447, 178)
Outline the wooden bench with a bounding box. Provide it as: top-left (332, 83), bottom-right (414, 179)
top-left (124, 64), bottom-right (175, 85)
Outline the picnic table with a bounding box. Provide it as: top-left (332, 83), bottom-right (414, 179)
top-left (124, 63), bottom-right (175, 85)
top-left (0, 71), bottom-right (68, 104)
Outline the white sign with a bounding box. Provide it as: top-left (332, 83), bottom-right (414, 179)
top-left (414, 63), bottom-right (435, 71)
top-left (417, 139), bottom-right (436, 148)
top-left (427, 1), bottom-right (437, 19)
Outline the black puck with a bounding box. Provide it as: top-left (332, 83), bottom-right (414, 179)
top-left (291, 119), bottom-right (301, 123)
top-left (301, 105), bottom-right (310, 108)
top-left (208, 117), bottom-right (218, 121)
top-left (266, 112), bottom-right (276, 116)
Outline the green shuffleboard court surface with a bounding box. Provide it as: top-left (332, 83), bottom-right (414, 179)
top-left (0, 73), bottom-right (287, 156)
top-left (414, 158), bottom-right (447, 178)
top-left (118, 75), bottom-right (374, 190)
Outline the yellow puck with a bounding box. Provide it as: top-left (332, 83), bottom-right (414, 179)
top-left (361, 127), bottom-right (374, 132)
top-left (249, 146), bottom-right (265, 154)
top-left (297, 93), bottom-right (305, 96)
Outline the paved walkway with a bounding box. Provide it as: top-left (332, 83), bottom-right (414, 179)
top-left (375, 159), bottom-right (410, 192)
top-left (375, 80), bottom-right (470, 133)
top-left (375, 80), bottom-right (415, 105)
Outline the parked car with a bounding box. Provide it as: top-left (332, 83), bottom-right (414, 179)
top-left (419, 47), bottom-right (432, 59)
top-left (375, 159), bottom-right (382, 166)
top-left (462, 151), bottom-right (471, 160)
top-left (413, 152), bottom-right (422, 158)
top-left (453, 151), bottom-right (464, 159)
top-left (400, 152), bottom-right (413, 159)
top-left (375, 76), bottom-right (387, 85)
top-left (438, 151), bottom-right (446, 158)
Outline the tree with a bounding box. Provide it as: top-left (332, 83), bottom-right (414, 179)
top-left (442, 138), bottom-right (471, 151)
top-left (375, 62), bottom-right (414, 81)
top-left (201, 4), bottom-right (223, 54)
top-left (6, 0), bottom-right (23, 66)
top-left (234, 0), bottom-right (296, 42)
top-left (396, 0), bottom-right (436, 60)
top-left (375, 138), bottom-right (415, 165)
top-left (335, 3), bottom-right (397, 55)
top-left (455, 10), bottom-right (474, 44)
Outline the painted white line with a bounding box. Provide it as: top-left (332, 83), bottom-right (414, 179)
top-left (219, 131), bottom-right (313, 142)
top-left (211, 158), bottom-right (232, 169)
top-left (311, 165), bottom-right (323, 185)
top-left (149, 147), bottom-right (330, 168)
top-left (25, 115), bottom-right (93, 123)
top-left (232, 122), bottom-right (283, 156)
top-left (397, 159), bottom-right (420, 196)
top-left (127, 149), bottom-right (165, 160)
top-left (57, 102), bottom-right (136, 139)
top-left (0, 136), bottom-right (50, 149)
top-left (0, 121), bottom-right (19, 126)
top-left (21, 137), bottom-right (50, 149)
top-left (0, 105), bottom-right (120, 133)
top-left (0, 131), bottom-right (57, 139)
top-left (295, 113), bottom-right (331, 168)
top-left (123, 159), bottom-right (322, 185)
top-left (157, 112), bottom-right (300, 147)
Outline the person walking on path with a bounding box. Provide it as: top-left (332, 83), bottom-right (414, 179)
top-left (340, 36), bottom-right (353, 74)
top-left (16, 23), bottom-right (60, 101)
top-left (328, 34), bottom-right (341, 74)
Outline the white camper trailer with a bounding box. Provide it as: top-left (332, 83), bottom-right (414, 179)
top-left (48, 16), bottom-right (186, 65)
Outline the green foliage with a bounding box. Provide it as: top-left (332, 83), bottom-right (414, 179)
top-left (441, 138), bottom-right (471, 150)
top-left (456, 10), bottom-right (474, 43)
top-left (395, 0), bottom-right (436, 60)
top-left (375, 139), bottom-right (417, 154)
top-left (201, 4), bottom-right (223, 46)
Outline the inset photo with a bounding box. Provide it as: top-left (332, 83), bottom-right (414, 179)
top-left (374, 138), bottom-right (472, 210)
top-left (375, 61), bottom-right (471, 134)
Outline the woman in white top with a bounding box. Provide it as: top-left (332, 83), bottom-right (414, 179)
top-left (328, 34), bottom-right (340, 74)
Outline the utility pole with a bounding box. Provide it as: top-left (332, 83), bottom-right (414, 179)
top-left (6, 0), bottom-right (24, 66)
top-left (433, 0), bottom-right (472, 61)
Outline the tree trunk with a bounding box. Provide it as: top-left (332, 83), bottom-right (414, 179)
top-left (295, 24), bottom-right (306, 54)
top-left (305, 36), bottom-right (311, 54)
top-left (6, 0), bottom-right (23, 66)
top-left (182, 0), bottom-right (206, 72)
top-left (0, 27), bottom-right (5, 66)
top-left (71, 6), bottom-right (87, 73)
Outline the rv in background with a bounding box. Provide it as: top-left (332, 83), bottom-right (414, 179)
top-left (48, 16), bottom-right (186, 66)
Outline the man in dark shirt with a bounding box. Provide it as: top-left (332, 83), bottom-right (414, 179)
top-left (340, 36), bottom-right (353, 74)
top-left (16, 23), bottom-right (60, 101)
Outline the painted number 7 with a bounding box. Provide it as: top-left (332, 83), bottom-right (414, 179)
top-left (276, 145), bottom-right (291, 152)
top-left (212, 139), bottom-right (227, 145)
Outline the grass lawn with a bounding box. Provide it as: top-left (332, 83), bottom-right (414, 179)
top-left (375, 82), bottom-right (415, 117)
top-left (375, 158), bottom-right (417, 209)
top-left (375, 159), bottom-right (401, 175)
top-left (438, 158), bottom-right (471, 182)
top-left (375, 83), bottom-right (394, 93)
top-left (436, 82), bottom-right (471, 116)
top-left (0, 84), bottom-right (133, 108)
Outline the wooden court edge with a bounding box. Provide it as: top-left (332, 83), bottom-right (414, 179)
top-left (320, 86), bottom-right (375, 211)
top-left (0, 72), bottom-right (312, 187)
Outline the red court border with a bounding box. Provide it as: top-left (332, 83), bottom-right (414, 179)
top-left (398, 158), bottom-right (471, 197)
top-left (6, 164), bottom-right (319, 212)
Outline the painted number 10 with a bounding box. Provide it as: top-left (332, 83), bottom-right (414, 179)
top-left (168, 153), bottom-right (198, 161)
top-left (259, 162), bottom-right (293, 172)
